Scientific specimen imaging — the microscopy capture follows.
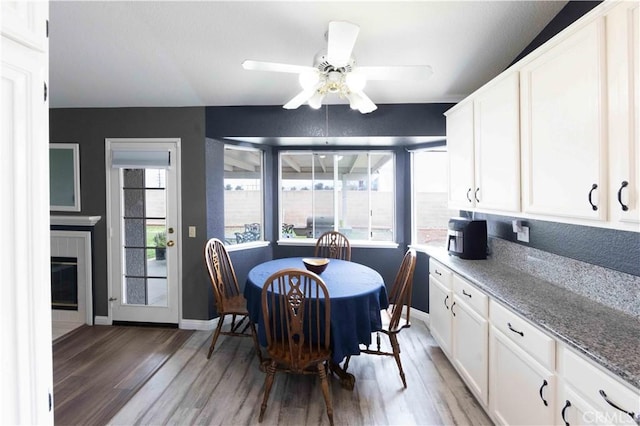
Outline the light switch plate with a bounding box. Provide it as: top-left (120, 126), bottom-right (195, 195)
top-left (188, 226), bottom-right (196, 238)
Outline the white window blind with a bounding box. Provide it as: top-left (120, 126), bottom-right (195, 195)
top-left (111, 150), bottom-right (171, 168)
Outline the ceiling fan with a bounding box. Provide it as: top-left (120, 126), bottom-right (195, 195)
top-left (242, 21), bottom-right (433, 114)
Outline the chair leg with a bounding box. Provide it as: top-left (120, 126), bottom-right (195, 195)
top-left (207, 314), bottom-right (225, 359)
top-left (343, 355), bottom-right (351, 372)
top-left (389, 334), bottom-right (407, 388)
top-left (317, 362), bottom-right (334, 426)
top-left (259, 360), bottom-right (277, 422)
top-left (248, 320), bottom-right (264, 364)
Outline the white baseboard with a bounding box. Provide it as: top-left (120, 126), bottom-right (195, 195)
top-left (93, 316), bottom-right (111, 325)
top-left (180, 317), bottom-right (219, 331)
top-left (409, 308), bottom-right (430, 328)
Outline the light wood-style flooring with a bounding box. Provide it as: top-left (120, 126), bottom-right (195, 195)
top-left (103, 320), bottom-right (492, 425)
top-left (53, 325), bottom-right (194, 425)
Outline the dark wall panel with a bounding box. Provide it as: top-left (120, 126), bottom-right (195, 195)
top-left (49, 107), bottom-right (210, 320)
top-left (206, 104), bottom-right (453, 138)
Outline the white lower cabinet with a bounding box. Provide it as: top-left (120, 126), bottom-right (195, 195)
top-left (558, 345), bottom-right (640, 426)
top-left (452, 275), bottom-right (489, 405)
top-left (429, 260), bottom-right (453, 356)
top-left (489, 323), bottom-right (556, 425)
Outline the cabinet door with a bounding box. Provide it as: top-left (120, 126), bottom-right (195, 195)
top-left (446, 101), bottom-right (475, 210)
top-left (452, 297), bottom-right (488, 406)
top-left (489, 326), bottom-right (555, 426)
top-left (474, 72), bottom-right (521, 212)
top-left (520, 18), bottom-right (607, 220)
top-left (557, 386), bottom-right (609, 426)
top-left (429, 275), bottom-right (452, 356)
top-left (607, 2), bottom-right (640, 228)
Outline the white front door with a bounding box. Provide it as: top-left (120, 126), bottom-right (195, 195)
top-left (106, 138), bottom-right (181, 324)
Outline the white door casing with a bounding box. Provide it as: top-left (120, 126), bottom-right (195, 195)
top-left (106, 138), bottom-right (182, 324)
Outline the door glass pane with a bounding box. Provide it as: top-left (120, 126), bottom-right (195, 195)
top-left (121, 168), bottom-right (168, 307)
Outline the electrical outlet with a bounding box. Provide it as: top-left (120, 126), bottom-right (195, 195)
top-left (188, 226), bottom-right (196, 238)
top-left (517, 226), bottom-right (529, 243)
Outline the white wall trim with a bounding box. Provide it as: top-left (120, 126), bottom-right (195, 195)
top-left (93, 316), bottom-right (111, 326)
top-left (50, 215), bottom-right (101, 227)
top-left (410, 308), bottom-right (430, 328)
top-left (180, 317), bottom-right (219, 331)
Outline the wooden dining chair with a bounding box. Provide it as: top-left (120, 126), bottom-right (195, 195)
top-left (314, 230), bottom-right (351, 261)
top-left (203, 238), bottom-right (262, 362)
top-left (259, 268), bottom-right (334, 426)
top-left (345, 248), bottom-right (417, 388)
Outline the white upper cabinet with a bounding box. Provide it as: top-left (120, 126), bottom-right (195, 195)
top-left (520, 17), bottom-right (607, 221)
top-left (473, 72), bottom-right (521, 212)
top-left (446, 100), bottom-right (475, 210)
top-left (607, 1), bottom-right (640, 229)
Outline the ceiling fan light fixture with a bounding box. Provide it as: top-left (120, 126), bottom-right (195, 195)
top-left (299, 70), bottom-right (320, 89)
top-left (308, 91), bottom-right (325, 109)
top-left (345, 72), bottom-right (366, 92)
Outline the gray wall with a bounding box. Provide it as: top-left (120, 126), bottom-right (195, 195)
top-left (49, 107), bottom-right (210, 320)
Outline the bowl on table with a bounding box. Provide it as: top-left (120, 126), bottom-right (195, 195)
top-left (302, 258), bottom-right (330, 274)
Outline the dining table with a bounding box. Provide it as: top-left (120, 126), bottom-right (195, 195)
top-left (244, 257), bottom-right (389, 389)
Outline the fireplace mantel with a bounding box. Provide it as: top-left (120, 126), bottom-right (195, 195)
top-left (50, 215), bottom-right (101, 227)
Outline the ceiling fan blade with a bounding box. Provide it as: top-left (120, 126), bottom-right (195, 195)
top-left (283, 84), bottom-right (322, 110)
top-left (347, 91), bottom-right (377, 114)
top-left (242, 60), bottom-right (315, 74)
top-left (358, 65), bottom-right (433, 81)
top-left (327, 21), bottom-right (359, 68)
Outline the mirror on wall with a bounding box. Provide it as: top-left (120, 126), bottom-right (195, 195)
top-left (50, 143), bottom-right (81, 212)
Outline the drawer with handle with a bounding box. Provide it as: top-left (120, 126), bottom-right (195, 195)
top-left (453, 274), bottom-right (488, 317)
top-left (490, 299), bottom-right (555, 370)
top-left (429, 258), bottom-right (453, 288)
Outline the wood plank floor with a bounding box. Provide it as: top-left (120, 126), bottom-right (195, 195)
top-left (106, 320), bottom-right (493, 425)
top-left (53, 325), bottom-right (194, 426)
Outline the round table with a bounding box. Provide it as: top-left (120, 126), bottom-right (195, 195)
top-left (244, 257), bottom-right (389, 365)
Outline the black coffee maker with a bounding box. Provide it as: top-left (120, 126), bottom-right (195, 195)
top-left (447, 217), bottom-right (487, 260)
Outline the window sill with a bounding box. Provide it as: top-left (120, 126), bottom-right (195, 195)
top-left (225, 240), bottom-right (270, 252)
top-left (277, 239), bottom-right (399, 249)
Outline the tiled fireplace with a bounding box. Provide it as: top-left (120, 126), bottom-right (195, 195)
top-left (50, 216), bottom-right (101, 331)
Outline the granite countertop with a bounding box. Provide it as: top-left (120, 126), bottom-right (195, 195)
top-left (425, 246), bottom-right (640, 391)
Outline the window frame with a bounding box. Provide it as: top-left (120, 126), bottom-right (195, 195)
top-left (277, 149), bottom-right (398, 248)
top-left (223, 144), bottom-right (266, 249)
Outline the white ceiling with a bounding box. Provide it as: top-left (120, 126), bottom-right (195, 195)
top-left (49, 0), bottom-right (568, 110)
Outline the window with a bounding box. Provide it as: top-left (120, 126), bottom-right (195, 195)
top-left (411, 149), bottom-right (457, 247)
top-left (224, 145), bottom-right (264, 245)
top-left (279, 150), bottom-right (395, 242)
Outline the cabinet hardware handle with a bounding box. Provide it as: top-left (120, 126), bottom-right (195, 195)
top-left (588, 184), bottom-right (598, 211)
top-left (444, 295), bottom-right (449, 310)
top-left (435, 270), bottom-right (442, 276)
top-left (561, 400), bottom-right (571, 426)
top-left (462, 289), bottom-right (472, 298)
top-left (617, 181), bottom-right (629, 211)
top-left (507, 322), bottom-right (524, 336)
top-left (466, 188), bottom-right (472, 203)
top-left (451, 301), bottom-right (457, 317)
top-left (539, 379), bottom-right (549, 406)
top-left (108, 297), bottom-right (118, 302)
top-left (599, 389), bottom-right (640, 424)
top-left (474, 187), bottom-right (480, 203)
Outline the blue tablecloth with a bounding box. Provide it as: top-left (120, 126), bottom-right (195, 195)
top-left (244, 257), bottom-right (389, 363)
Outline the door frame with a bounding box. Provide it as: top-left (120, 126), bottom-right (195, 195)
top-left (104, 138), bottom-right (183, 325)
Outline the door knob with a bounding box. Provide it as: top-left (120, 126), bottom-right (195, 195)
top-left (167, 240), bottom-right (175, 247)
